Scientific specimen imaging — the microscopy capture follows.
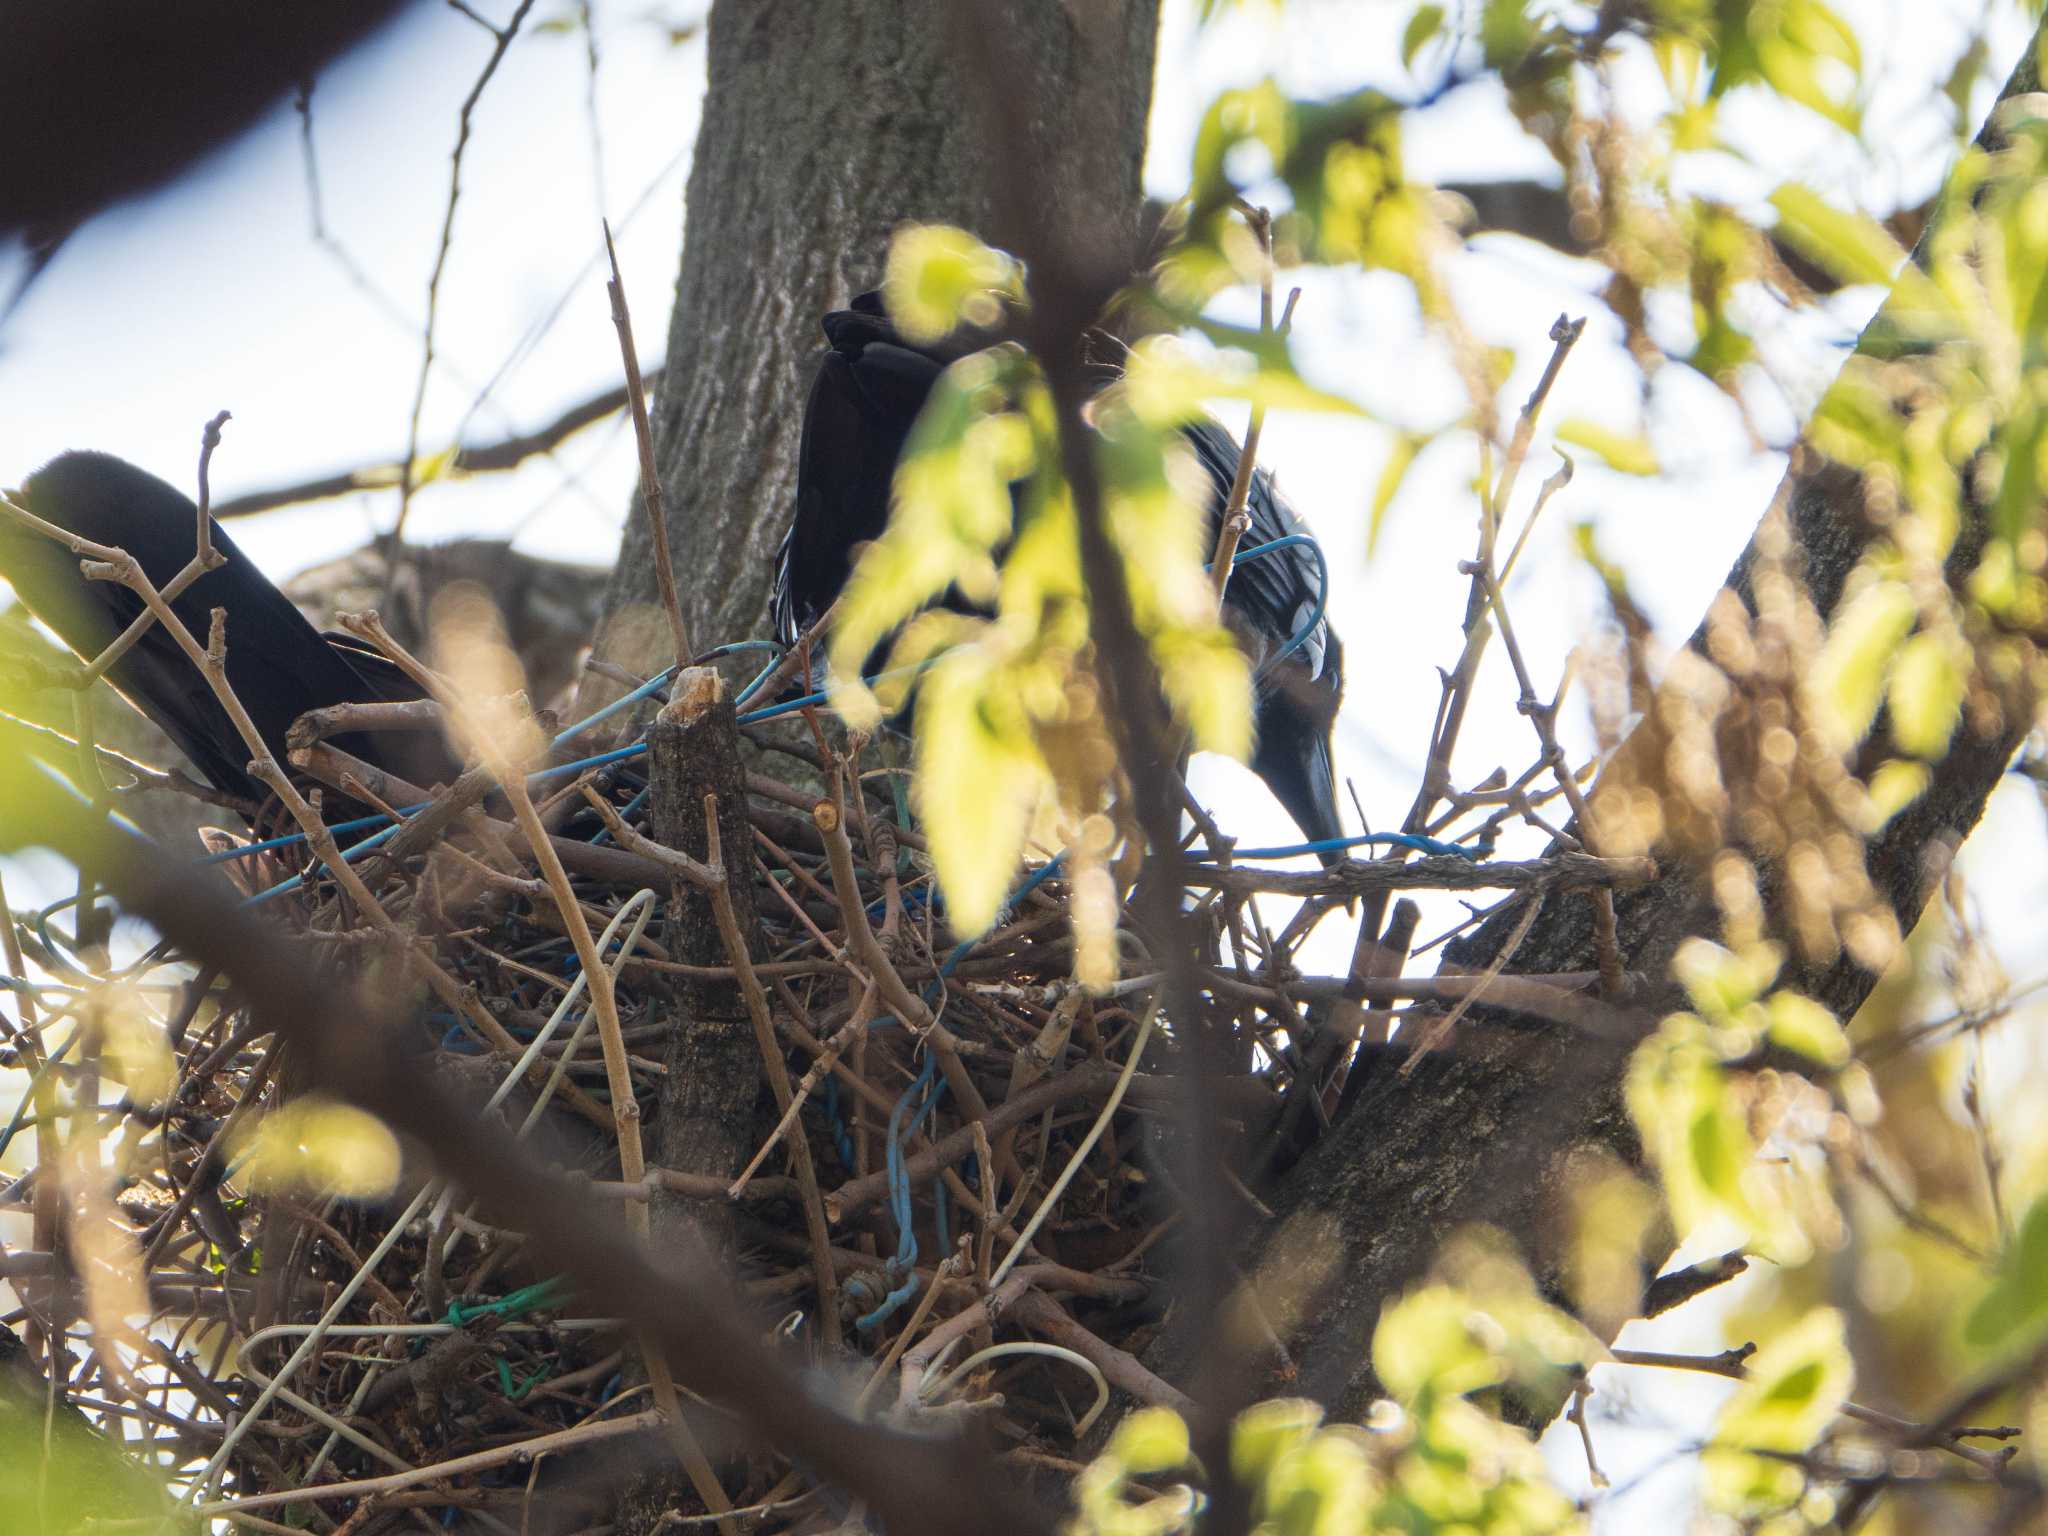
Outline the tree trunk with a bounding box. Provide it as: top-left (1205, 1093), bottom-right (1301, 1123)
top-left (1236, 39), bottom-right (2046, 1419)
top-left (594, 8), bottom-right (1158, 1526)
top-left (590, 0), bottom-right (1162, 687)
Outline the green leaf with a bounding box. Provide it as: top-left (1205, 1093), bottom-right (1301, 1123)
top-left (1119, 335), bottom-right (1365, 428)
top-left (1108, 1407), bottom-right (1191, 1475)
top-left (1478, 0), bottom-right (1537, 68)
top-left (1373, 1285), bottom-right (1511, 1402)
top-left (1863, 758), bottom-right (1931, 829)
top-left (1259, 1424), bottom-right (1378, 1535)
top-left (1705, 1308), bottom-right (1854, 1514)
top-left (1400, 4), bottom-right (1446, 71)
top-left (412, 442), bottom-right (461, 487)
top-left (910, 645), bottom-right (1050, 936)
top-left (1764, 990), bottom-right (1851, 1068)
top-left (0, 1413), bottom-right (170, 1533)
top-left (1367, 430), bottom-right (1426, 556)
top-left (882, 224), bottom-right (1019, 344)
top-left (1965, 1195), bottom-right (2048, 1355)
top-left (1155, 623), bottom-right (1254, 763)
top-left (1810, 578), bottom-right (1916, 751)
top-left (1719, 1308), bottom-right (1854, 1447)
top-left (1991, 404), bottom-right (2048, 548)
top-left (1887, 630), bottom-right (1966, 759)
top-left (1626, 1015), bottom-right (1758, 1238)
top-left (1754, 5), bottom-right (1861, 133)
top-left (1672, 937), bottom-right (1783, 1020)
top-left (1769, 184), bottom-right (1904, 291)
top-left (827, 356), bottom-right (1032, 721)
top-left (1554, 418), bottom-right (1661, 477)
top-left (1230, 1398), bottom-right (1325, 1486)
top-left (236, 1098), bottom-right (402, 1198)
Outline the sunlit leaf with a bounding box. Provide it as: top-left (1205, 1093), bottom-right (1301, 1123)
top-left (1705, 1308), bottom-right (1854, 1514)
top-left (412, 442), bottom-right (460, 487)
top-left (1368, 430), bottom-right (1426, 556)
top-left (1769, 184), bottom-right (1905, 291)
top-left (1886, 630), bottom-right (1966, 759)
top-left (0, 1413), bottom-right (168, 1533)
top-left (1965, 1195), bottom-right (2048, 1356)
top-left (1863, 758), bottom-right (1931, 829)
top-left (1809, 578), bottom-right (1915, 751)
top-left (911, 645), bottom-right (1049, 936)
top-left (1119, 335), bottom-right (1365, 428)
top-left (882, 224), bottom-right (1019, 344)
top-left (1554, 419), bottom-right (1660, 477)
top-left (1260, 1422), bottom-right (1378, 1534)
top-left (1754, 1), bottom-right (1862, 133)
top-left (1565, 1157), bottom-right (1658, 1335)
top-left (828, 355), bottom-right (1032, 723)
top-left (1108, 1406), bottom-right (1192, 1475)
top-left (1764, 990), bottom-right (1851, 1068)
top-left (1400, 3), bottom-right (1446, 72)
top-left (1478, 0), bottom-right (1537, 68)
top-left (1374, 1284), bottom-right (1507, 1402)
top-left (1230, 1397), bottom-right (1324, 1485)
top-left (1672, 937), bottom-right (1783, 1020)
top-left (87, 982), bottom-right (175, 1106)
top-left (1626, 1015), bottom-right (1757, 1238)
top-left (236, 1097), bottom-right (402, 1198)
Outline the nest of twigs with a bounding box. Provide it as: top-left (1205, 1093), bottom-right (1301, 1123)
top-left (0, 626), bottom-right (1263, 1533)
top-left (0, 578), bottom-right (1673, 1536)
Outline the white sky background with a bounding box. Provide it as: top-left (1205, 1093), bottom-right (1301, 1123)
top-left (1, 0), bottom-right (2043, 1525)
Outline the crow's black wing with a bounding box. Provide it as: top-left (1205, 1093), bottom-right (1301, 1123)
top-left (773, 297), bottom-right (951, 646)
top-left (770, 299), bottom-right (1346, 852)
top-left (1178, 419), bottom-right (1331, 686)
top-left (1178, 420), bottom-right (1346, 853)
top-left (2, 451), bottom-right (450, 804)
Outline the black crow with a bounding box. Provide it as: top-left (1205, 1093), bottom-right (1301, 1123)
top-left (0, 451), bottom-right (449, 806)
top-left (771, 292), bottom-right (1347, 855)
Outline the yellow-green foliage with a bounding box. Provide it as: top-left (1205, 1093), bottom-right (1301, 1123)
top-left (828, 224), bottom-right (1372, 950)
top-left (1069, 1252), bottom-right (1594, 1536)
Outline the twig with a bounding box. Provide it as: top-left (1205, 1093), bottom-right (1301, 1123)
top-left (391, 0), bottom-right (541, 547)
top-left (812, 770), bottom-right (1020, 1187)
top-left (194, 1411), bottom-right (664, 1515)
top-left (603, 218), bottom-right (690, 668)
top-left (359, 620), bottom-right (735, 1527)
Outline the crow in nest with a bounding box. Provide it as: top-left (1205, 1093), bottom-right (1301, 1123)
top-left (0, 450), bottom-right (454, 810)
top-left (771, 291), bottom-right (1347, 856)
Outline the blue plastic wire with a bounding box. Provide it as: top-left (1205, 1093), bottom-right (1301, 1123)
top-left (547, 642), bottom-right (776, 748)
top-left (197, 811), bottom-right (396, 865)
top-left (1225, 533), bottom-right (1329, 672)
top-left (134, 533), bottom-right (1326, 904)
top-left (1202, 829), bottom-right (1489, 864)
top-left (853, 851), bottom-right (1064, 1332)
top-left (857, 1048), bottom-right (941, 1332)
top-left (243, 819), bottom-right (409, 907)
top-left (557, 666), bottom-right (676, 748)
top-left (590, 785), bottom-right (650, 847)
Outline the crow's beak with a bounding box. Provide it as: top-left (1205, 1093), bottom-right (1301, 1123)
top-left (1250, 704), bottom-right (1345, 865)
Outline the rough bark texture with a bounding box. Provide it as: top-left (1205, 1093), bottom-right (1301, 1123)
top-left (645, 669), bottom-right (764, 1255)
top-left (1237, 41), bottom-right (2046, 1420)
top-left (589, 0), bottom-right (1161, 687)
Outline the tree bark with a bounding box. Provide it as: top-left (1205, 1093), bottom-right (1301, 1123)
top-left (1237, 39), bottom-right (2046, 1420)
top-left (589, 0), bottom-right (1161, 688)
top-left (644, 669), bottom-right (763, 1257)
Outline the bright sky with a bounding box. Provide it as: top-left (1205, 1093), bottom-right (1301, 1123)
top-left (1, 0), bottom-right (2040, 1523)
